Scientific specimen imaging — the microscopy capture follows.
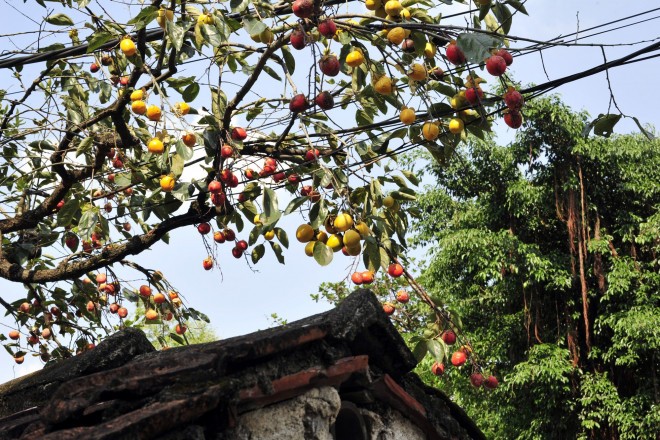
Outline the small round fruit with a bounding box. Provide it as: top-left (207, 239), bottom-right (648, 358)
top-left (395, 290), bottom-right (410, 303)
top-left (448, 118), bottom-right (464, 134)
top-left (484, 375), bottom-right (499, 389)
top-left (213, 231), bottom-right (226, 243)
top-left (90, 62), bottom-right (100, 73)
top-left (342, 229), bottom-right (361, 248)
top-left (173, 102), bottom-right (190, 116)
top-left (14, 356), bottom-right (25, 365)
top-left (264, 230), bottom-right (275, 241)
top-left (346, 50), bottom-right (365, 68)
top-left (197, 222), bottom-right (211, 235)
top-left (225, 229), bottom-right (236, 241)
top-left (8, 330), bottom-right (20, 340)
top-left (424, 42), bottom-right (437, 59)
top-left (470, 373), bottom-right (484, 387)
top-left (388, 263), bottom-right (404, 277)
top-left (176, 324), bottom-right (187, 335)
top-left (157, 8), bottom-right (174, 29)
top-left (153, 292), bottom-right (166, 304)
top-left (365, 0), bottom-right (382, 10)
top-left (451, 350), bottom-right (467, 367)
top-left (327, 234), bottom-right (343, 252)
top-left (237, 240), bottom-right (248, 251)
top-left (503, 88), bottom-right (524, 111)
top-left (351, 272), bottom-right (364, 284)
top-left (431, 362), bottom-right (445, 376)
top-left (131, 100), bottom-right (147, 115)
top-left (304, 240), bottom-right (316, 257)
top-left (374, 76), bottom-right (393, 95)
top-left (139, 285), bottom-right (152, 297)
top-left (145, 309), bottom-right (159, 320)
top-left (160, 175), bottom-right (176, 192)
top-left (495, 48), bottom-right (513, 66)
top-left (120, 38), bottom-right (137, 57)
top-left (408, 63), bottom-right (427, 81)
top-left (399, 107), bottom-right (416, 125)
top-left (318, 19), bottom-right (337, 38)
top-left (118, 307), bottom-right (129, 318)
top-left (465, 87), bottom-right (484, 105)
top-left (296, 224), bottom-right (315, 243)
top-left (197, 13), bottom-right (214, 25)
top-left (383, 195), bottom-right (395, 209)
top-left (361, 270), bottom-right (374, 284)
top-left (486, 55), bottom-right (507, 76)
top-left (203, 256), bottom-right (214, 270)
top-left (384, 0), bottom-right (403, 16)
top-left (146, 105), bottom-right (162, 121)
top-left (355, 222), bottom-right (371, 237)
top-left (130, 89), bottom-right (145, 101)
top-left (148, 138), bottom-right (165, 154)
top-left (231, 127), bottom-right (248, 141)
top-left (504, 110), bottom-right (523, 129)
top-left (422, 122), bottom-right (440, 141)
top-left (387, 27), bottom-right (406, 45)
top-left (333, 213), bottom-right (354, 232)
top-left (441, 330), bottom-right (456, 345)
top-left (382, 303), bottom-right (396, 315)
top-left (445, 41), bottom-right (466, 65)
top-left (182, 132), bottom-right (196, 147)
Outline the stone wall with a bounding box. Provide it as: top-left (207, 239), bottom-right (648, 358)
top-left (220, 386), bottom-right (427, 440)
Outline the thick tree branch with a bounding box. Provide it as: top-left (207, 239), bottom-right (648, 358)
top-left (0, 202), bottom-right (217, 284)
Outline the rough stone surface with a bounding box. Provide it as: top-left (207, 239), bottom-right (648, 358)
top-left (221, 387), bottom-right (341, 440)
top-left (361, 407), bottom-right (426, 440)
top-left (0, 327), bottom-right (154, 418)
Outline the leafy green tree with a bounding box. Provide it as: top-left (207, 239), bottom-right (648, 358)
top-left (410, 96), bottom-right (659, 439)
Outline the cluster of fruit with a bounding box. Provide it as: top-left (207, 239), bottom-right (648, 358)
top-left (428, 330), bottom-right (499, 389)
top-left (295, 212), bottom-right (372, 257)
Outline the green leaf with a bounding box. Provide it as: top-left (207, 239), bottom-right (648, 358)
top-left (313, 242), bottom-right (333, 266)
top-left (45, 13), bottom-right (74, 26)
top-left (632, 117), bottom-right (656, 140)
top-left (171, 154), bottom-right (185, 178)
top-left (268, 241), bottom-right (285, 264)
top-left (182, 83), bottom-right (200, 102)
top-left (251, 243), bottom-right (265, 264)
top-left (201, 24), bottom-right (224, 47)
top-left (263, 65), bottom-right (282, 81)
top-left (230, 0), bottom-right (250, 13)
top-left (492, 3), bottom-right (513, 34)
top-left (242, 17), bottom-right (266, 36)
top-left (284, 196), bottom-right (307, 215)
top-left (426, 339), bottom-right (446, 363)
top-left (506, 0), bottom-right (528, 15)
top-left (588, 114), bottom-right (621, 138)
top-left (281, 46), bottom-right (295, 75)
top-left (127, 6), bottom-right (159, 29)
top-left (401, 170), bottom-right (420, 186)
top-left (76, 136), bottom-right (94, 157)
top-left (78, 209), bottom-right (98, 241)
top-left (412, 340), bottom-right (428, 362)
top-left (86, 31), bottom-right (115, 53)
top-left (175, 140), bottom-right (194, 161)
top-left (262, 187), bottom-right (281, 225)
top-left (456, 33), bottom-right (503, 63)
top-left (275, 227), bottom-right (289, 248)
top-left (57, 199), bottom-right (80, 227)
top-left (166, 21), bottom-right (186, 52)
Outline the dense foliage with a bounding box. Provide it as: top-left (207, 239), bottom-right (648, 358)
top-left (411, 96), bottom-right (659, 439)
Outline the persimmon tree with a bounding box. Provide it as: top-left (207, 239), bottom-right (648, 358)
top-left (0, 0), bottom-right (654, 380)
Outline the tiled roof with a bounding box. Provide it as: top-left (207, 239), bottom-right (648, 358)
top-left (0, 289), bottom-right (484, 439)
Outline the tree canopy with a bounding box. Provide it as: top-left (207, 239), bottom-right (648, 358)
top-left (0, 0), bottom-right (657, 400)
